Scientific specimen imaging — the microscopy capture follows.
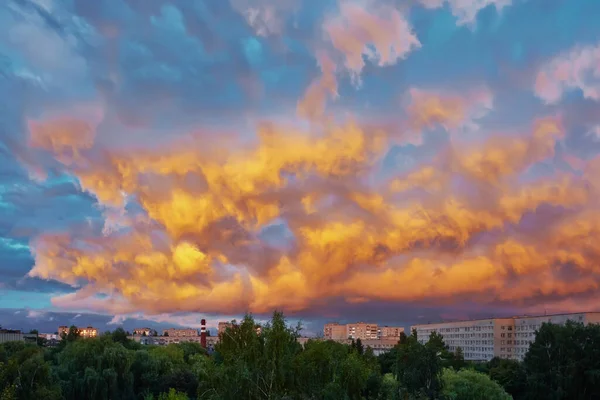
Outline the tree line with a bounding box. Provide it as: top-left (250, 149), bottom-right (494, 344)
top-left (1, 312), bottom-right (599, 399)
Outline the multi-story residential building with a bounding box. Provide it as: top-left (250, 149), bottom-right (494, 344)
top-left (412, 312), bottom-right (600, 361)
top-left (379, 326), bottom-right (405, 339)
top-left (324, 323), bottom-right (348, 340)
top-left (412, 318), bottom-right (504, 361)
top-left (347, 322), bottom-right (379, 340)
top-left (511, 313), bottom-right (600, 360)
top-left (218, 322), bottom-right (234, 335)
top-left (133, 328), bottom-right (153, 336)
top-left (163, 328), bottom-right (198, 337)
top-left (58, 325), bottom-right (98, 338)
top-left (324, 322), bottom-right (404, 340)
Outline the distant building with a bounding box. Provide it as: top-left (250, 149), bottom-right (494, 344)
top-left (163, 328), bottom-right (198, 337)
top-left (324, 323), bottom-right (347, 340)
top-left (0, 329), bottom-right (24, 343)
top-left (297, 336), bottom-right (398, 356)
top-left (218, 322), bottom-right (234, 335)
top-left (131, 334), bottom-right (219, 352)
top-left (325, 322), bottom-right (394, 340)
top-left (379, 326), bottom-right (404, 339)
top-left (40, 333), bottom-right (60, 341)
top-left (133, 328), bottom-right (153, 336)
top-left (412, 312), bottom-right (600, 362)
top-left (58, 325), bottom-right (98, 339)
top-left (217, 321), bottom-right (262, 336)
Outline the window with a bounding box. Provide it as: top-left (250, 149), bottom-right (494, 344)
top-left (501, 340), bottom-right (505, 345)
top-left (508, 333), bottom-right (512, 338)
top-left (501, 333), bottom-right (505, 338)
top-left (501, 326), bottom-right (505, 330)
top-left (508, 326), bottom-right (513, 331)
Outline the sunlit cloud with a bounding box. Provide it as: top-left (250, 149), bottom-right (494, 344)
top-left (535, 43), bottom-right (600, 104)
top-left (1, 0), bottom-right (599, 326)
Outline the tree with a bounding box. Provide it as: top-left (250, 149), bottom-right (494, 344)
top-left (523, 321), bottom-right (600, 399)
top-left (355, 338), bottom-right (364, 356)
top-left (451, 347), bottom-right (466, 371)
top-left (112, 327), bottom-right (129, 345)
top-left (488, 357), bottom-right (527, 399)
top-left (394, 335), bottom-right (443, 399)
top-left (399, 331), bottom-right (408, 345)
top-left (442, 368), bottom-right (511, 400)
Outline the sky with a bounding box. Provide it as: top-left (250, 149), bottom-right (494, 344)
top-left (1, 0), bottom-right (600, 336)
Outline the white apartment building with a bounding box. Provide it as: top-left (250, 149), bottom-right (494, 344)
top-left (511, 313), bottom-right (600, 360)
top-left (412, 318), bottom-right (510, 361)
top-left (412, 312), bottom-right (600, 362)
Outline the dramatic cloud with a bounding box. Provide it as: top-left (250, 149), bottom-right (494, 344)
top-left (2, 0), bottom-right (600, 328)
top-left (419, 0), bottom-right (512, 26)
top-left (323, 0), bottom-right (420, 84)
top-left (535, 43), bottom-right (600, 104)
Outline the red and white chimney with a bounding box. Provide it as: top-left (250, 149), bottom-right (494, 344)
top-left (200, 319), bottom-right (207, 348)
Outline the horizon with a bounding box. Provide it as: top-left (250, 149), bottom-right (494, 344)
top-left (2, 0), bottom-right (600, 334)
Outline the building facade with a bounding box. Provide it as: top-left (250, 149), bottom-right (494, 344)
top-left (0, 329), bottom-right (24, 343)
top-left (412, 312), bottom-right (600, 361)
top-left (324, 322), bottom-right (404, 340)
top-left (163, 328), bottom-right (198, 337)
top-left (218, 322), bottom-right (234, 335)
top-left (324, 323), bottom-right (348, 340)
top-left (58, 325), bottom-right (98, 339)
top-left (347, 323), bottom-right (379, 340)
top-left (379, 326), bottom-right (404, 339)
top-left (133, 328), bottom-right (153, 336)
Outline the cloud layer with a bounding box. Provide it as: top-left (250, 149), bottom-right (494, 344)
top-left (2, 0), bottom-right (600, 325)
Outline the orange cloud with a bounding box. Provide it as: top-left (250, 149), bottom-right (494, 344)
top-left (405, 87), bottom-right (493, 137)
top-left (24, 100), bottom-right (600, 317)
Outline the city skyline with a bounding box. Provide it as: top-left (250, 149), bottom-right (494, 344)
top-left (2, 0), bottom-right (600, 330)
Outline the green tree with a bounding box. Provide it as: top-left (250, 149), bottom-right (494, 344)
top-left (451, 347), bottom-right (466, 371)
top-left (488, 357), bottom-right (527, 399)
top-left (55, 336), bottom-right (134, 400)
top-left (441, 368), bottom-right (511, 400)
top-left (394, 335), bottom-right (443, 399)
top-left (523, 321), bottom-right (600, 399)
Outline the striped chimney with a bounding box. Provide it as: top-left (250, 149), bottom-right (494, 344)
top-left (200, 319), bottom-right (207, 348)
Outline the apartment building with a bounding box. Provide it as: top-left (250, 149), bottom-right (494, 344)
top-left (511, 313), bottom-right (600, 360)
top-left (163, 328), bottom-right (198, 337)
top-left (324, 322), bottom-right (404, 340)
top-left (58, 325), bottom-right (98, 338)
top-left (412, 312), bottom-right (600, 361)
top-left (133, 328), bottom-right (153, 336)
top-left (379, 326), bottom-right (404, 339)
top-left (412, 318), bottom-right (507, 361)
top-left (218, 322), bottom-right (234, 335)
top-left (347, 322), bottom-right (379, 340)
top-left (324, 323), bottom-right (348, 340)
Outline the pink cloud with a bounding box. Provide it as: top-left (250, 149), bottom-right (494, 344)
top-left (230, 0), bottom-right (298, 37)
top-left (419, 0), bottom-right (512, 26)
top-left (323, 0), bottom-right (420, 84)
top-left (403, 86), bottom-right (493, 142)
top-left (297, 51), bottom-right (338, 121)
top-left (535, 44), bottom-right (600, 104)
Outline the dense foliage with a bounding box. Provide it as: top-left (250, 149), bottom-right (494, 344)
top-left (1, 315), bottom-right (599, 399)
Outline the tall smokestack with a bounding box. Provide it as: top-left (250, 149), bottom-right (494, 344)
top-left (200, 319), bottom-right (206, 349)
